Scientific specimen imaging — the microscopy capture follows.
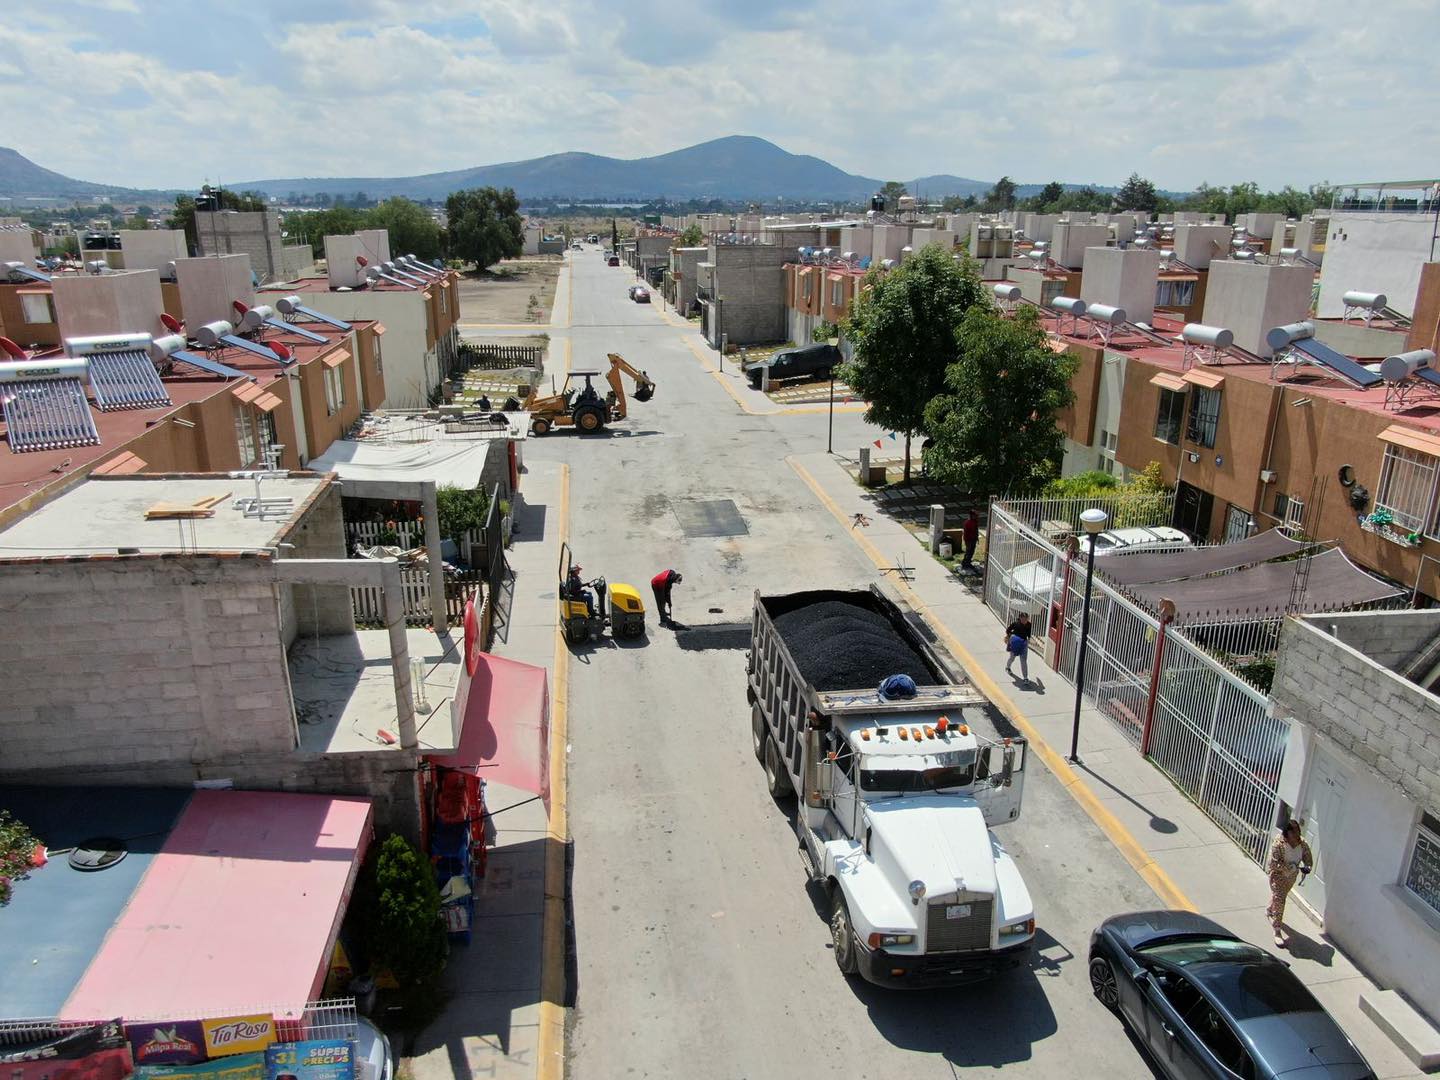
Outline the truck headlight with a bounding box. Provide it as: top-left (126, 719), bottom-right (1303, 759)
top-left (867, 932), bottom-right (916, 948)
top-left (908, 880), bottom-right (926, 903)
top-left (1000, 918), bottom-right (1036, 937)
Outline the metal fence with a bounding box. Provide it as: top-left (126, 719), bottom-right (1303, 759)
top-left (459, 342), bottom-right (543, 370)
top-left (985, 500), bottom-right (1284, 862)
top-left (0, 999), bottom-right (358, 1048)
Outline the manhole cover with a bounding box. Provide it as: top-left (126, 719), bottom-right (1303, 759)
top-left (69, 838), bottom-right (127, 871)
top-left (673, 499), bottom-right (749, 538)
top-left (675, 622), bottom-right (752, 651)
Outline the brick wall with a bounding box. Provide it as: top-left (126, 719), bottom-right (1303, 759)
top-left (711, 246), bottom-right (790, 346)
top-left (0, 556), bottom-right (298, 773)
top-left (1273, 614), bottom-right (1440, 807)
top-left (278, 485), bottom-right (353, 647)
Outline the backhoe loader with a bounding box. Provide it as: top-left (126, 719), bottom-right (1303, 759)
top-left (525, 352), bottom-right (656, 436)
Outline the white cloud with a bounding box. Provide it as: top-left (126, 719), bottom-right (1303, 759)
top-left (0, 0), bottom-right (1436, 191)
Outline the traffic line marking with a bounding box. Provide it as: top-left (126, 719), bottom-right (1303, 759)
top-left (787, 456), bottom-right (1195, 914)
top-left (537, 464), bottom-right (571, 1080)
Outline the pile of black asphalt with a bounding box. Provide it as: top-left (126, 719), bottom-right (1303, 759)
top-left (773, 600), bottom-right (932, 692)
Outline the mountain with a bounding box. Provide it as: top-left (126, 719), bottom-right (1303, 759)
top-left (0, 147), bottom-right (164, 201)
top-left (906, 174), bottom-right (993, 198)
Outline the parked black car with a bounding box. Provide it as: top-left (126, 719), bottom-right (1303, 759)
top-left (1089, 911), bottom-right (1374, 1079)
top-left (746, 343), bottom-right (841, 390)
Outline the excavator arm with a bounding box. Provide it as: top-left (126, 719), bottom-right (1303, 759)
top-left (605, 352), bottom-right (656, 420)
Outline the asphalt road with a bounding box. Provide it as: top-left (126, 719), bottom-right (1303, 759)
top-left (519, 249), bottom-right (1164, 1079)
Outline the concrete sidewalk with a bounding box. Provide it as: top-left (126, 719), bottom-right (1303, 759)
top-left (789, 450), bottom-right (1425, 1080)
top-left (407, 461), bottom-right (567, 1080)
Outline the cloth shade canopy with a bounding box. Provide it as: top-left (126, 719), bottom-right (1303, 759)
top-left (308, 439), bottom-right (490, 490)
top-left (1099, 529), bottom-right (1312, 587)
top-left (430, 650), bottom-right (550, 812)
top-left (1126, 547), bottom-right (1402, 626)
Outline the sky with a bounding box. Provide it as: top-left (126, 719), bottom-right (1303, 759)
top-left (2, 0), bottom-right (1437, 193)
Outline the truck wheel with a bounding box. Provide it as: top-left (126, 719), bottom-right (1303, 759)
top-left (830, 891), bottom-right (859, 976)
top-left (531, 417), bottom-right (551, 436)
top-left (764, 734), bottom-right (794, 800)
top-left (574, 406), bottom-right (604, 433)
top-left (751, 704), bottom-right (767, 762)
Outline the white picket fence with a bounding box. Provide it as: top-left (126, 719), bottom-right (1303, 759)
top-left (345, 521), bottom-right (485, 563)
top-left (351, 568), bottom-right (435, 626)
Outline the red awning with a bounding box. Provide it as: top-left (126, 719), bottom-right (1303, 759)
top-left (428, 650), bottom-right (551, 811)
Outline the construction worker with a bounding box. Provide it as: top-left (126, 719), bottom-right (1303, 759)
top-left (567, 565), bottom-right (595, 619)
top-left (651, 568), bottom-right (682, 625)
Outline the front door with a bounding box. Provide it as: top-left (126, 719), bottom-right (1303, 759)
top-left (1173, 481), bottom-right (1215, 539)
top-left (1223, 503), bottom-right (1253, 543)
top-left (1298, 749), bottom-right (1350, 918)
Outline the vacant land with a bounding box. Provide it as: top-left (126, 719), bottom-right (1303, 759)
top-left (457, 257), bottom-right (561, 324)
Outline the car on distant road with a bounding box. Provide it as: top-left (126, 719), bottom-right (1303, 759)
top-left (607, 255), bottom-right (620, 267)
top-left (628, 285), bottom-right (651, 303)
top-left (1089, 910), bottom-right (1374, 1079)
top-left (996, 525), bottom-right (1193, 612)
top-left (571, 241), bottom-right (582, 251)
top-left (587, 233), bottom-right (599, 243)
top-left (745, 342), bottom-right (841, 390)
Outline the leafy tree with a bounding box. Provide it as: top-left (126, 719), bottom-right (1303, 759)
top-left (435, 484), bottom-right (490, 541)
top-left (1114, 173), bottom-right (1159, 213)
top-left (1055, 186), bottom-right (1111, 214)
top-left (125, 213), bottom-right (149, 231)
top-left (355, 835), bottom-right (447, 1016)
top-left (288, 206), bottom-right (365, 257)
top-left (840, 244), bottom-right (986, 482)
top-left (675, 223), bottom-right (705, 248)
top-left (1026, 181), bottom-right (1065, 211)
top-left (984, 176), bottom-right (1017, 211)
top-left (923, 306), bottom-right (1077, 496)
top-left (611, 218), bottom-right (619, 251)
top-left (445, 187), bottom-right (524, 271)
top-left (168, 186), bottom-right (267, 253)
top-left (878, 180), bottom-right (909, 210)
top-left (366, 197), bottom-right (443, 261)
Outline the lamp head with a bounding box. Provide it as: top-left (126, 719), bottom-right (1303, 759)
top-left (1080, 508), bottom-right (1109, 535)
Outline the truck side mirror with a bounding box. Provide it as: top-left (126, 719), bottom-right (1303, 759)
top-left (1001, 745), bottom-right (1015, 788)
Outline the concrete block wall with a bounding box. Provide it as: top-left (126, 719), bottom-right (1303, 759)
top-left (0, 556), bottom-right (298, 774)
top-left (1174, 224), bottom-right (1232, 270)
top-left (1317, 213), bottom-right (1435, 319)
top-left (1301, 609), bottom-right (1440, 680)
top-left (196, 210), bottom-right (288, 283)
top-left (1273, 616), bottom-right (1440, 808)
top-left (1201, 261), bottom-right (1315, 355)
top-left (1052, 224), bottom-right (1110, 269)
top-left (709, 246), bottom-right (790, 346)
top-left (280, 485), bottom-right (353, 647)
top-left (1081, 246), bottom-right (1160, 325)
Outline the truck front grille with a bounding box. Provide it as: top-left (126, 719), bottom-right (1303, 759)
top-left (926, 896), bottom-right (993, 953)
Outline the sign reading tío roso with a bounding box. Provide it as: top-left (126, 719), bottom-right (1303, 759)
top-left (201, 1017), bottom-right (276, 1059)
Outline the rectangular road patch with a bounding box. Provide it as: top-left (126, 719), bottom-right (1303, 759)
top-left (673, 498), bottom-right (749, 538)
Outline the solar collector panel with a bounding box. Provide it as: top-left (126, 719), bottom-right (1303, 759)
top-left (87, 348), bottom-right (171, 411)
top-left (165, 350), bottom-right (253, 381)
top-left (218, 334), bottom-right (290, 365)
top-left (264, 318), bottom-right (327, 344)
top-left (1, 378), bottom-right (100, 452)
top-left (1292, 337), bottom-right (1383, 388)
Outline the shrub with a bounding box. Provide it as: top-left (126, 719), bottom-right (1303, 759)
top-left (436, 485), bottom-right (490, 541)
top-left (352, 835), bottom-right (448, 1021)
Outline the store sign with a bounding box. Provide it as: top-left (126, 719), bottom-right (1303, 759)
top-left (0, 1020), bottom-right (134, 1080)
top-left (127, 1024), bottom-right (206, 1067)
top-left (135, 1053), bottom-right (265, 1080)
top-left (264, 1041), bottom-right (355, 1080)
top-left (201, 1017), bottom-right (275, 1059)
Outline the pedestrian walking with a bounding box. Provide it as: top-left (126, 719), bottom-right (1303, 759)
top-left (1004, 612), bottom-right (1033, 681)
top-left (961, 509), bottom-right (980, 573)
top-left (1266, 819), bottom-right (1313, 947)
top-left (651, 568), bottom-right (682, 625)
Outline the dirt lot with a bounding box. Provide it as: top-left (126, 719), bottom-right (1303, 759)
top-left (457, 258), bottom-right (562, 325)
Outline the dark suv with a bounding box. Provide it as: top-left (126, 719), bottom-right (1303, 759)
top-left (746, 343), bottom-right (841, 390)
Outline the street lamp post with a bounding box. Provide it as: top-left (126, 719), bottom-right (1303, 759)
top-left (1068, 507), bottom-right (1109, 764)
top-left (826, 333), bottom-right (840, 455)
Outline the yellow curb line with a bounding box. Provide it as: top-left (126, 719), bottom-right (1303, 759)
top-left (565, 259), bottom-right (573, 328)
top-left (787, 457), bottom-right (1194, 913)
top-left (537, 464), bottom-right (571, 1080)
top-left (563, 337), bottom-right (571, 377)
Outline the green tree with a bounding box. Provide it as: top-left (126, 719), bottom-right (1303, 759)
top-left (1027, 181), bottom-right (1065, 211)
top-left (168, 186), bottom-right (267, 253)
top-left (984, 176), bottom-right (1017, 211)
top-left (1055, 186), bottom-right (1111, 214)
top-left (878, 180), bottom-right (909, 211)
top-left (840, 243), bottom-right (986, 482)
top-left (357, 835), bottom-right (447, 1015)
top-left (923, 306), bottom-right (1077, 496)
top-left (676, 223), bottom-right (704, 248)
top-left (125, 213), bottom-right (149, 231)
top-left (435, 484), bottom-right (490, 541)
top-left (289, 206), bottom-right (365, 257)
top-left (1114, 173), bottom-right (1159, 213)
top-left (445, 187), bottom-right (524, 271)
top-left (366, 197), bottom-right (443, 261)
top-left (611, 218), bottom-right (619, 251)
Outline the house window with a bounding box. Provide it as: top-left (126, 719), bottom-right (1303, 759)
top-left (1154, 388), bottom-right (1186, 445)
top-left (831, 279), bottom-right (843, 307)
top-left (324, 363), bottom-right (346, 415)
top-left (374, 336), bottom-right (383, 374)
top-left (1040, 280), bottom-right (1066, 307)
top-left (1375, 443), bottom-right (1438, 535)
top-left (257, 409), bottom-right (277, 458)
top-left (1155, 280), bottom-right (1195, 309)
top-left (1098, 455), bottom-right (1115, 475)
top-left (1185, 386), bottom-right (1221, 448)
top-left (439, 287), bottom-right (448, 314)
top-left (21, 293), bottom-right (54, 324)
top-left (802, 272), bottom-right (813, 301)
top-left (1281, 496), bottom-right (1305, 535)
top-left (234, 404), bottom-right (258, 466)
top-left (1404, 811), bottom-right (1440, 917)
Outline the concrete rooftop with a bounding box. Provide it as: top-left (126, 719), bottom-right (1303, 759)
top-left (0, 474), bottom-right (327, 557)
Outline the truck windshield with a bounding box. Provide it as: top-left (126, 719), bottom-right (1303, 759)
top-left (860, 763), bottom-right (976, 792)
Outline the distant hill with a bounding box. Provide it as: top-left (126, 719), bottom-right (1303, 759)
top-left (0, 147), bottom-right (166, 201)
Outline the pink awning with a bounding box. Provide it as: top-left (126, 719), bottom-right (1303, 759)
top-left (429, 650), bottom-right (551, 812)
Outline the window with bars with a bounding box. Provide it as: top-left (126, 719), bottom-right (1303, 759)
top-left (1185, 386), bottom-right (1221, 448)
top-left (831, 279), bottom-right (843, 307)
top-left (234, 404), bottom-right (258, 466)
top-left (21, 293), bottom-right (54, 324)
top-left (1154, 388), bottom-right (1186, 445)
top-left (802, 272), bottom-right (813, 301)
top-left (1405, 811), bottom-right (1440, 917)
top-left (1155, 280), bottom-right (1196, 308)
top-left (1375, 443), bottom-right (1439, 535)
top-left (325, 364), bottom-right (346, 416)
top-left (374, 335), bottom-right (383, 374)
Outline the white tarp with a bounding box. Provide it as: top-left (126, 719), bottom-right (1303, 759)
top-left (307, 440), bottom-right (490, 490)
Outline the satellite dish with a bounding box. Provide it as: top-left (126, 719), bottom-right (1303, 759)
top-left (357, 255), bottom-right (369, 267)
top-left (160, 312), bottom-right (184, 334)
top-left (0, 336), bottom-right (27, 360)
top-left (269, 341), bottom-right (292, 363)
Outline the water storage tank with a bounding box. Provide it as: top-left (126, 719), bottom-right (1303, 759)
top-left (150, 334), bottom-right (186, 361)
top-left (194, 320), bottom-right (234, 348)
top-left (63, 332), bottom-right (151, 357)
top-left (992, 284), bottom-right (1021, 303)
top-left (0, 357), bottom-right (88, 382)
top-left (274, 295), bottom-right (304, 316)
top-left (239, 305), bottom-right (275, 333)
top-left (1049, 297), bottom-right (1087, 316)
top-left (1380, 349), bottom-right (1437, 383)
top-left (1265, 321), bottom-right (1314, 352)
top-left (1182, 323), bottom-right (1234, 349)
top-left (1087, 303), bottom-right (1127, 325)
top-left (1342, 290), bottom-right (1387, 310)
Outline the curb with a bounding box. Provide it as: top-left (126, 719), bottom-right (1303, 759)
top-left (787, 456), bottom-right (1195, 913)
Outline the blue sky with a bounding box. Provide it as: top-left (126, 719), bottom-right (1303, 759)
top-left (1, 0), bottom-right (1435, 192)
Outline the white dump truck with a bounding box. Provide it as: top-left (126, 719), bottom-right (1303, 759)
top-left (748, 587), bottom-right (1034, 987)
